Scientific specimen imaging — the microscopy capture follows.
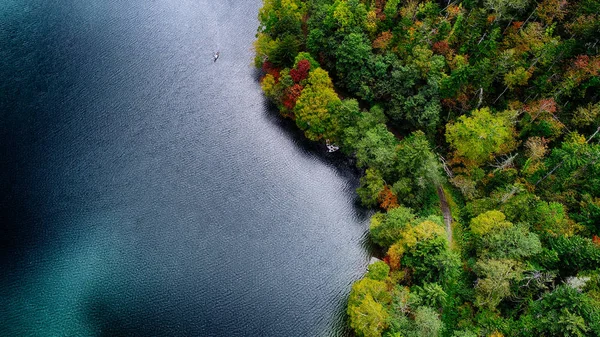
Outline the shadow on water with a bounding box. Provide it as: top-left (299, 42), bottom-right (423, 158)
top-left (83, 290), bottom-right (268, 337)
top-left (329, 233), bottom-right (378, 337)
top-left (264, 100), bottom-right (372, 220)
top-left (0, 192), bottom-right (41, 278)
top-left (85, 297), bottom-right (129, 337)
top-left (0, 136), bottom-right (52, 281)
top-left (253, 70), bottom-right (381, 337)
top-left (84, 291), bottom-right (185, 337)
top-left (252, 68), bottom-right (371, 222)
top-left (251, 66), bottom-right (380, 232)
top-left (84, 296), bottom-right (196, 337)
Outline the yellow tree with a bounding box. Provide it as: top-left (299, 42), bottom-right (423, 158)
top-left (446, 107), bottom-right (516, 167)
top-left (294, 68), bottom-right (341, 141)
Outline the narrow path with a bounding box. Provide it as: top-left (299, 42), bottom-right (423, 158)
top-left (436, 185), bottom-right (453, 245)
top-left (384, 124), bottom-right (453, 244)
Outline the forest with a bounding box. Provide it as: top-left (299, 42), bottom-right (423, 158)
top-left (254, 0), bottom-right (600, 336)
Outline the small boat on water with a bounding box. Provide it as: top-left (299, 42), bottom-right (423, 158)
top-left (213, 51), bottom-right (220, 62)
top-left (326, 139), bottom-right (339, 152)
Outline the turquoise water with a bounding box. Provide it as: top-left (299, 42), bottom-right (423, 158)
top-left (0, 0), bottom-right (370, 336)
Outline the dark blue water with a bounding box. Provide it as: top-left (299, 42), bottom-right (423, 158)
top-left (0, 1), bottom-right (371, 336)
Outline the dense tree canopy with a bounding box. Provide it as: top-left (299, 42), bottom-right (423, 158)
top-left (255, 0), bottom-right (600, 335)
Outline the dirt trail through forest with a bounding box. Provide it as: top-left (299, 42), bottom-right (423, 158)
top-left (436, 185), bottom-right (453, 244)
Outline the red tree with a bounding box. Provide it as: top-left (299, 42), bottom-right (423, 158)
top-left (525, 98), bottom-right (557, 120)
top-left (282, 84), bottom-right (304, 110)
top-left (432, 41), bottom-right (450, 56)
top-left (378, 185), bottom-right (399, 211)
top-left (262, 61), bottom-right (281, 81)
top-left (290, 59), bottom-right (310, 83)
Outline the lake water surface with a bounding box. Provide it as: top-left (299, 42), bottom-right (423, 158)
top-left (0, 0), bottom-right (371, 336)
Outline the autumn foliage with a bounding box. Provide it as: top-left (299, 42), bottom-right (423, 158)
top-left (373, 31), bottom-right (394, 50)
top-left (256, 0), bottom-right (600, 334)
top-left (282, 84), bottom-right (303, 110)
top-left (262, 61), bottom-right (280, 81)
top-left (525, 98), bottom-right (558, 118)
top-left (432, 40), bottom-right (450, 56)
top-left (378, 185), bottom-right (399, 210)
top-left (290, 59), bottom-right (310, 83)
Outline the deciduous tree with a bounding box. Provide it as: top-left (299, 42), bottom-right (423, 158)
top-left (446, 108), bottom-right (516, 167)
top-left (294, 67), bottom-right (341, 141)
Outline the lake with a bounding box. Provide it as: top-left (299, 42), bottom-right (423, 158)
top-left (0, 0), bottom-right (370, 336)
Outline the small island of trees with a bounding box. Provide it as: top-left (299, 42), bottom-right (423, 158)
top-left (255, 0), bottom-right (600, 336)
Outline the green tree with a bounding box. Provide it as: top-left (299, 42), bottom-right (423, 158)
top-left (536, 134), bottom-right (600, 200)
top-left (370, 206), bottom-right (417, 248)
top-left (270, 35), bottom-right (301, 67)
top-left (390, 305), bottom-right (444, 337)
top-left (412, 283), bottom-right (448, 309)
top-left (329, 0), bottom-right (367, 33)
top-left (546, 235), bottom-right (600, 277)
top-left (383, 0), bottom-right (401, 21)
top-left (329, 98), bottom-right (362, 139)
top-left (470, 210), bottom-right (512, 236)
top-left (504, 67), bottom-right (532, 89)
top-left (354, 124), bottom-right (398, 176)
top-left (484, 0), bottom-right (531, 20)
top-left (393, 131), bottom-right (444, 205)
top-left (342, 105), bottom-right (388, 154)
top-left (348, 278), bottom-right (391, 308)
top-left (533, 201), bottom-right (580, 237)
top-left (256, 0), bottom-right (305, 67)
top-left (386, 59), bottom-right (443, 132)
top-left (446, 108), bottom-right (516, 166)
top-left (412, 306), bottom-right (443, 337)
top-left (524, 285), bottom-right (600, 337)
top-left (348, 278), bottom-right (392, 337)
top-left (402, 235), bottom-right (460, 286)
top-left (335, 32), bottom-right (373, 98)
top-left (474, 259), bottom-right (523, 311)
top-left (357, 168), bottom-right (386, 208)
top-left (294, 67), bottom-right (341, 141)
top-left (258, 0), bottom-right (305, 38)
top-left (367, 261), bottom-right (391, 281)
top-left (348, 294), bottom-right (390, 337)
top-left (477, 224), bottom-right (542, 259)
